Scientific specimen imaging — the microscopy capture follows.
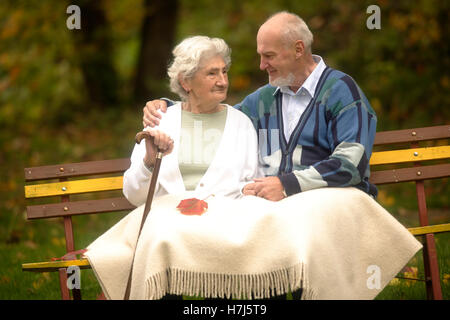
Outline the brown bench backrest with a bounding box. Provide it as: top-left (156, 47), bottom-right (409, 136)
top-left (24, 158), bottom-right (135, 253)
top-left (369, 125), bottom-right (450, 185)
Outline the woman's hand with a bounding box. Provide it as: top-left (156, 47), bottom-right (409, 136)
top-left (140, 130), bottom-right (174, 167)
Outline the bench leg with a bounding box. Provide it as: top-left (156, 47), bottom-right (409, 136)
top-left (422, 234), bottom-right (442, 300)
top-left (58, 268), bottom-right (82, 300)
top-left (415, 178), bottom-right (443, 300)
top-left (58, 268), bottom-right (70, 300)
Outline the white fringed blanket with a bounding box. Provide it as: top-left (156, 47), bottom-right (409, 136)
top-left (84, 187), bottom-right (422, 300)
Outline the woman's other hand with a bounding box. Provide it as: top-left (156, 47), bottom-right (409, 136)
top-left (143, 130), bottom-right (174, 167)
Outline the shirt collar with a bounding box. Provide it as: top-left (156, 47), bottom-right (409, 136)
top-left (273, 55), bottom-right (326, 97)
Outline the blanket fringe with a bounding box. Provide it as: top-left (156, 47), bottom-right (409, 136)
top-left (144, 262), bottom-right (317, 300)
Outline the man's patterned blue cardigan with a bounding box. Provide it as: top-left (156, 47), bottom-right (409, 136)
top-left (236, 67), bottom-right (378, 198)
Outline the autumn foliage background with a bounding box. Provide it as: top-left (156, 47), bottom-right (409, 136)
top-left (0, 0), bottom-right (448, 299)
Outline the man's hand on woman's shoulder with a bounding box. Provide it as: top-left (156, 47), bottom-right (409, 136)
top-left (143, 99), bottom-right (168, 128)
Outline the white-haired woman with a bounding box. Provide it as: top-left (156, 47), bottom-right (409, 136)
top-left (84, 36), bottom-right (265, 300)
top-left (122, 35), bottom-right (262, 204)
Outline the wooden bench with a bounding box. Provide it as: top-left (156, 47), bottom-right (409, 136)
top-left (369, 124), bottom-right (450, 300)
top-left (22, 125), bottom-right (450, 300)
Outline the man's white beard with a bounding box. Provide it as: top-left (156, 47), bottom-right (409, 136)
top-left (269, 72), bottom-right (296, 87)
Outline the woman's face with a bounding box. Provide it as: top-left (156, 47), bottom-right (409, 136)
top-left (185, 55), bottom-right (229, 107)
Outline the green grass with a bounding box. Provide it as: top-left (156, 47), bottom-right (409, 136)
top-left (0, 211), bottom-right (128, 300)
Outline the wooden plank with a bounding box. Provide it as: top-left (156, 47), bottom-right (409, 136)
top-left (369, 163), bottom-right (450, 185)
top-left (408, 224), bottom-right (450, 236)
top-left (369, 146), bottom-right (450, 165)
top-left (24, 158), bottom-right (130, 181)
top-left (26, 197), bottom-right (136, 220)
top-left (21, 225), bottom-right (450, 271)
top-left (374, 125), bottom-right (450, 146)
top-left (22, 259), bottom-right (91, 273)
top-left (25, 176), bottom-right (124, 198)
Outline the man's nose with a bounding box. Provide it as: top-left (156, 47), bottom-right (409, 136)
top-left (260, 57), bottom-right (268, 71)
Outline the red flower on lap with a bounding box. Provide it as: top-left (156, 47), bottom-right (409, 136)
top-left (176, 198), bottom-right (208, 216)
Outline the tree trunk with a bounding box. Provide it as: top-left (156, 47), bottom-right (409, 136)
top-left (72, 0), bottom-right (119, 109)
top-left (134, 0), bottom-right (178, 106)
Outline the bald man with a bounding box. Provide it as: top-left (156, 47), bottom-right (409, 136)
top-left (143, 11), bottom-right (378, 202)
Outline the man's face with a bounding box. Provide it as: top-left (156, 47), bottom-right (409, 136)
top-left (257, 27), bottom-right (296, 87)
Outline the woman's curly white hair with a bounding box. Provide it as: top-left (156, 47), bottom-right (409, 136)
top-left (167, 36), bottom-right (231, 100)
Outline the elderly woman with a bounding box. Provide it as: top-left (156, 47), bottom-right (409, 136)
top-left (85, 36), bottom-right (266, 300)
top-left (123, 35), bottom-right (262, 205)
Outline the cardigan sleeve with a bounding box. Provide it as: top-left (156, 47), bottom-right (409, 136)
top-left (279, 92), bottom-right (377, 197)
top-left (122, 140), bottom-right (155, 207)
top-left (161, 98), bottom-right (177, 107)
top-left (237, 115), bottom-right (265, 193)
top-left (123, 113), bottom-right (170, 206)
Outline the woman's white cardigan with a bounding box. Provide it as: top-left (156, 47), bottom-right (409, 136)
top-left (123, 103), bottom-right (263, 206)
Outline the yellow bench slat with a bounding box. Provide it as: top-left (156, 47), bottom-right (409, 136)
top-left (370, 146), bottom-right (450, 165)
top-left (408, 223), bottom-right (450, 236)
top-left (21, 224), bottom-right (450, 271)
top-left (25, 176), bottom-right (124, 198)
top-left (22, 258), bottom-right (91, 272)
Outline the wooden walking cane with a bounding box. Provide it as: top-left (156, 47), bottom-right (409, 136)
top-left (123, 131), bottom-right (164, 300)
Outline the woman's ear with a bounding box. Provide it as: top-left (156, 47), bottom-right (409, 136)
top-left (179, 75), bottom-right (190, 93)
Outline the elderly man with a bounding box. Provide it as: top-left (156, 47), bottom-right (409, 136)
top-left (143, 11), bottom-right (378, 202)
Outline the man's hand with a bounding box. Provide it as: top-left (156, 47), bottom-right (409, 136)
top-left (243, 176), bottom-right (286, 201)
top-left (143, 99), bottom-right (168, 128)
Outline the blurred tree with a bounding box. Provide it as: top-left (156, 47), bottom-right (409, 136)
top-left (134, 0), bottom-right (179, 105)
top-left (71, 0), bottom-right (119, 109)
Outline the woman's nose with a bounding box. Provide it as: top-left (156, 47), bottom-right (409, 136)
top-left (217, 73), bottom-right (228, 86)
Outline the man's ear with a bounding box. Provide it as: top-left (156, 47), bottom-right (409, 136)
top-left (294, 40), bottom-right (305, 59)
